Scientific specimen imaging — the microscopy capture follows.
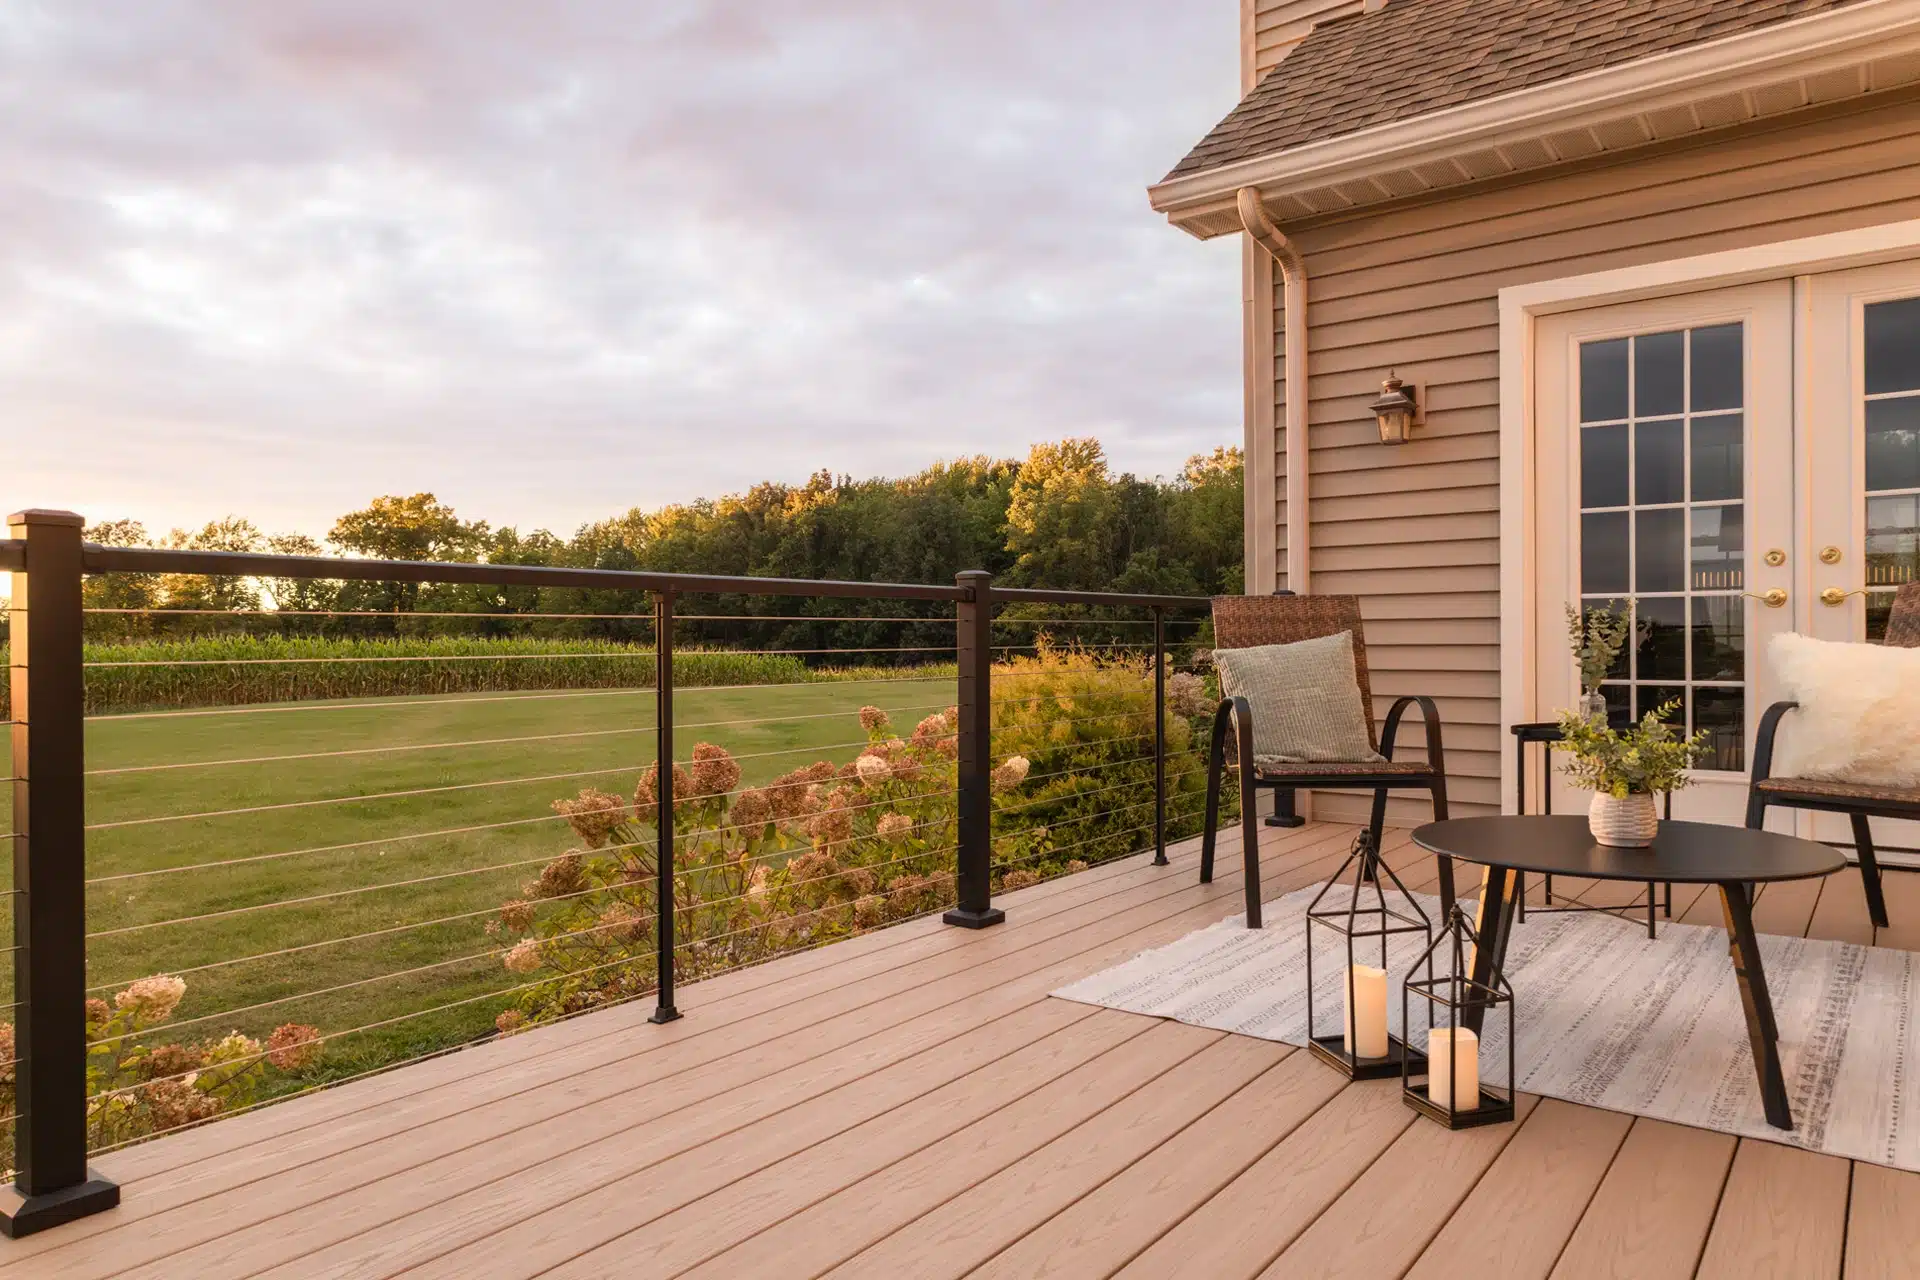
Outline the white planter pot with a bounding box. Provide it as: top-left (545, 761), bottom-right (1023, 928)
top-left (1588, 792), bottom-right (1658, 848)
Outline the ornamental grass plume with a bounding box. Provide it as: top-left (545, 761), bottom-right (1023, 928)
top-left (116, 975), bottom-right (187, 1023)
top-left (503, 939), bottom-right (543, 974)
top-left (264, 1023), bottom-right (323, 1071)
top-left (551, 788), bottom-right (626, 848)
top-left (859, 705), bottom-right (891, 733)
top-left (688, 743), bottom-right (742, 798)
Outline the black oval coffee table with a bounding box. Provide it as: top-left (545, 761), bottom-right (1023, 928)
top-left (1412, 815), bottom-right (1847, 1130)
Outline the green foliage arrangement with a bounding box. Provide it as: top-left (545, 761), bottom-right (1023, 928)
top-left (1564, 601), bottom-right (1634, 696)
top-left (1555, 701), bottom-right (1709, 797)
top-left (489, 649), bottom-right (1221, 1030)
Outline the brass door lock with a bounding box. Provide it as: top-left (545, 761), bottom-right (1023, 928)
top-left (1820, 546), bottom-right (1844, 565)
top-left (1763, 549), bottom-right (1787, 567)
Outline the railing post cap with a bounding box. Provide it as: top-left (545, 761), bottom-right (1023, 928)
top-left (7, 509), bottom-right (84, 529)
top-left (954, 569), bottom-right (992, 583)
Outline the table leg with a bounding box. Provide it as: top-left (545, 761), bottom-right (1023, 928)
top-left (1462, 865), bottom-right (1519, 1036)
top-left (1719, 881), bottom-right (1792, 1130)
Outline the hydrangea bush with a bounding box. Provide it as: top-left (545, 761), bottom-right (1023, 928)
top-left (0, 974), bottom-right (322, 1169)
top-left (492, 648), bottom-right (1224, 1031)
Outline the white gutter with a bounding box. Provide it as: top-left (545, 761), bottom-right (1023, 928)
top-left (1236, 187), bottom-right (1309, 595)
top-left (1152, 0), bottom-right (1920, 228)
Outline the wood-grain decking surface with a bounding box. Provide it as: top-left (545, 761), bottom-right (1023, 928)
top-left (9, 821), bottom-right (1920, 1279)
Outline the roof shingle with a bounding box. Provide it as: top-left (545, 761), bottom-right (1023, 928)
top-left (1164, 0), bottom-right (1867, 181)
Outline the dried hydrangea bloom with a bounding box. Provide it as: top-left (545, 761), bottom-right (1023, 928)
top-left (859, 705), bottom-right (891, 733)
top-left (84, 998), bottom-right (111, 1032)
top-left (853, 754), bottom-right (891, 789)
top-left (887, 873), bottom-right (939, 912)
top-left (138, 1042), bottom-right (207, 1082)
top-left (688, 743), bottom-right (742, 798)
top-left (787, 850), bottom-right (838, 885)
top-left (807, 791), bottom-right (855, 846)
top-left (803, 761), bottom-right (839, 784)
top-left (530, 854), bottom-right (587, 900)
top-left (1167, 671), bottom-right (1212, 719)
top-left (503, 939), bottom-right (543, 974)
top-left (729, 787), bottom-right (773, 834)
top-left (910, 714), bottom-right (949, 749)
top-left (116, 975), bottom-right (187, 1023)
top-left (876, 812), bottom-right (914, 844)
top-left (551, 789), bottom-right (626, 848)
top-left (139, 1077), bottom-right (222, 1131)
top-left (1065, 859), bottom-right (1089, 874)
top-left (764, 769), bottom-right (815, 820)
top-left (747, 865), bottom-right (771, 897)
top-left (633, 761), bottom-right (695, 823)
top-left (853, 895), bottom-right (886, 928)
top-left (990, 755), bottom-right (1031, 792)
top-left (499, 899), bottom-right (535, 933)
top-left (1001, 869), bottom-right (1041, 892)
top-left (0, 1023), bottom-right (14, 1084)
top-left (495, 1010), bottom-right (526, 1036)
top-left (265, 1023), bottom-right (323, 1071)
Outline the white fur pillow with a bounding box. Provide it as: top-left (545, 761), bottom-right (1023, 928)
top-left (1768, 632), bottom-right (1920, 787)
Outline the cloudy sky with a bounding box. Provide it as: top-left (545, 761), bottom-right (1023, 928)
top-left (2, 1), bottom-right (1241, 540)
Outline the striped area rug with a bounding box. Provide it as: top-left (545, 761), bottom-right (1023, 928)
top-left (1052, 884), bottom-right (1920, 1170)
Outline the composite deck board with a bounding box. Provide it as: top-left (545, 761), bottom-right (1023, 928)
top-left (9, 828), bottom-right (1917, 1279)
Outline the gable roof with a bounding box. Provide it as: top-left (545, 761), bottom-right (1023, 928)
top-left (1166, 0), bottom-right (1868, 182)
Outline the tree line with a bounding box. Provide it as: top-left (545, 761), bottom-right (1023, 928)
top-left (73, 438), bottom-right (1241, 654)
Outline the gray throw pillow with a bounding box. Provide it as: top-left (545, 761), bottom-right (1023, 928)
top-left (1213, 632), bottom-right (1384, 765)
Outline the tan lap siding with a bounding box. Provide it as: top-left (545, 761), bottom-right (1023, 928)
top-left (1280, 91), bottom-right (1920, 823)
top-left (1251, 0), bottom-right (1363, 80)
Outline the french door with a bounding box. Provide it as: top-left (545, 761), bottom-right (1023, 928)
top-left (1535, 281), bottom-right (1795, 825)
top-left (1535, 265), bottom-right (1920, 846)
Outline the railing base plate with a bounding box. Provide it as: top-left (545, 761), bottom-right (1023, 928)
top-left (648, 1005), bottom-right (682, 1025)
top-left (942, 907), bottom-right (1006, 929)
top-left (0, 1171), bottom-right (120, 1238)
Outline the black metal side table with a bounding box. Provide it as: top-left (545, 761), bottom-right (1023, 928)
top-left (1510, 721), bottom-right (1671, 938)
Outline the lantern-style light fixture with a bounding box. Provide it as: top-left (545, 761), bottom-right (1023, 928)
top-left (1402, 904), bottom-right (1516, 1128)
top-left (1369, 373), bottom-right (1423, 445)
top-left (1305, 833), bottom-right (1432, 1080)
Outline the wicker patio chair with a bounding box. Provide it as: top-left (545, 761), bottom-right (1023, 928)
top-left (1747, 582), bottom-right (1920, 929)
top-left (1200, 594), bottom-right (1453, 928)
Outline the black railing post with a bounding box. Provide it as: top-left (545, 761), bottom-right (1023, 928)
top-left (1152, 607), bottom-right (1168, 866)
top-left (944, 570), bottom-right (1004, 928)
top-left (649, 591), bottom-right (681, 1024)
top-left (2, 510), bottom-right (118, 1237)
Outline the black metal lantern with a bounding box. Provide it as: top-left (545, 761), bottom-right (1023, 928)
top-left (1305, 833), bottom-right (1432, 1080)
top-left (1368, 374), bottom-right (1421, 445)
top-left (1402, 904), bottom-right (1516, 1128)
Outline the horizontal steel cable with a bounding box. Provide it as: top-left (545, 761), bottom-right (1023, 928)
top-left (666, 844), bottom-right (961, 921)
top-left (84, 671), bottom-right (958, 724)
top-left (84, 876), bottom-right (639, 993)
top-left (86, 905), bottom-right (667, 1049)
top-left (84, 608), bottom-right (950, 623)
top-left (994, 766), bottom-right (1204, 815)
top-left (84, 644), bottom-right (961, 668)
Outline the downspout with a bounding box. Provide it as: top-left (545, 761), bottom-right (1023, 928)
top-left (1236, 187), bottom-right (1309, 595)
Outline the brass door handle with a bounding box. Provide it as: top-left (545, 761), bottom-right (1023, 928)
top-left (1820, 587), bottom-right (1868, 607)
top-left (1743, 588), bottom-right (1788, 609)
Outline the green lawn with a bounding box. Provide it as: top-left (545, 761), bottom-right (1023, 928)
top-left (35, 677), bottom-right (954, 1086)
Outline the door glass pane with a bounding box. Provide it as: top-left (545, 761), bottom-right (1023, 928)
top-left (1865, 396), bottom-right (1920, 492)
top-left (1690, 504), bottom-right (1743, 590)
top-left (1635, 418), bottom-right (1684, 505)
top-left (1690, 324), bottom-right (1743, 411)
top-left (1691, 414), bottom-right (1743, 501)
top-left (1579, 320), bottom-right (1747, 770)
top-left (1864, 296), bottom-right (1920, 642)
top-left (1636, 508), bottom-right (1685, 592)
top-left (1865, 296), bottom-right (1920, 394)
top-left (1581, 338), bottom-right (1629, 422)
top-left (1581, 425), bottom-right (1628, 508)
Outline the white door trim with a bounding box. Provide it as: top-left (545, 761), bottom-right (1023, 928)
top-left (1497, 216), bottom-right (1920, 814)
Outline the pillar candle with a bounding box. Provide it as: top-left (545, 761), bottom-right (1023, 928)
top-left (1343, 964), bottom-right (1389, 1059)
top-left (1428, 1027), bottom-right (1480, 1111)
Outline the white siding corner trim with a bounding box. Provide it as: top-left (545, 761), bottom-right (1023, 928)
top-left (1495, 216), bottom-right (1920, 814)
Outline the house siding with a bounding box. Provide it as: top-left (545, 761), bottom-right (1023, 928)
top-left (1269, 91), bottom-right (1920, 823)
top-left (1252, 0), bottom-right (1362, 80)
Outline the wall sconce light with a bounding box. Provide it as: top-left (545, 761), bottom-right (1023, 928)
top-left (1369, 373), bottom-right (1424, 445)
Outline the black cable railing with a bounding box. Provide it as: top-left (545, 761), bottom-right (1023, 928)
top-left (0, 507), bottom-right (1220, 1236)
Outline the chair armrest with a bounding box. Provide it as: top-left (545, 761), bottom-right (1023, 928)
top-left (1210, 695), bottom-right (1256, 771)
top-left (1749, 700), bottom-right (1800, 785)
top-left (1382, 695), bottom-right (1446, 775)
